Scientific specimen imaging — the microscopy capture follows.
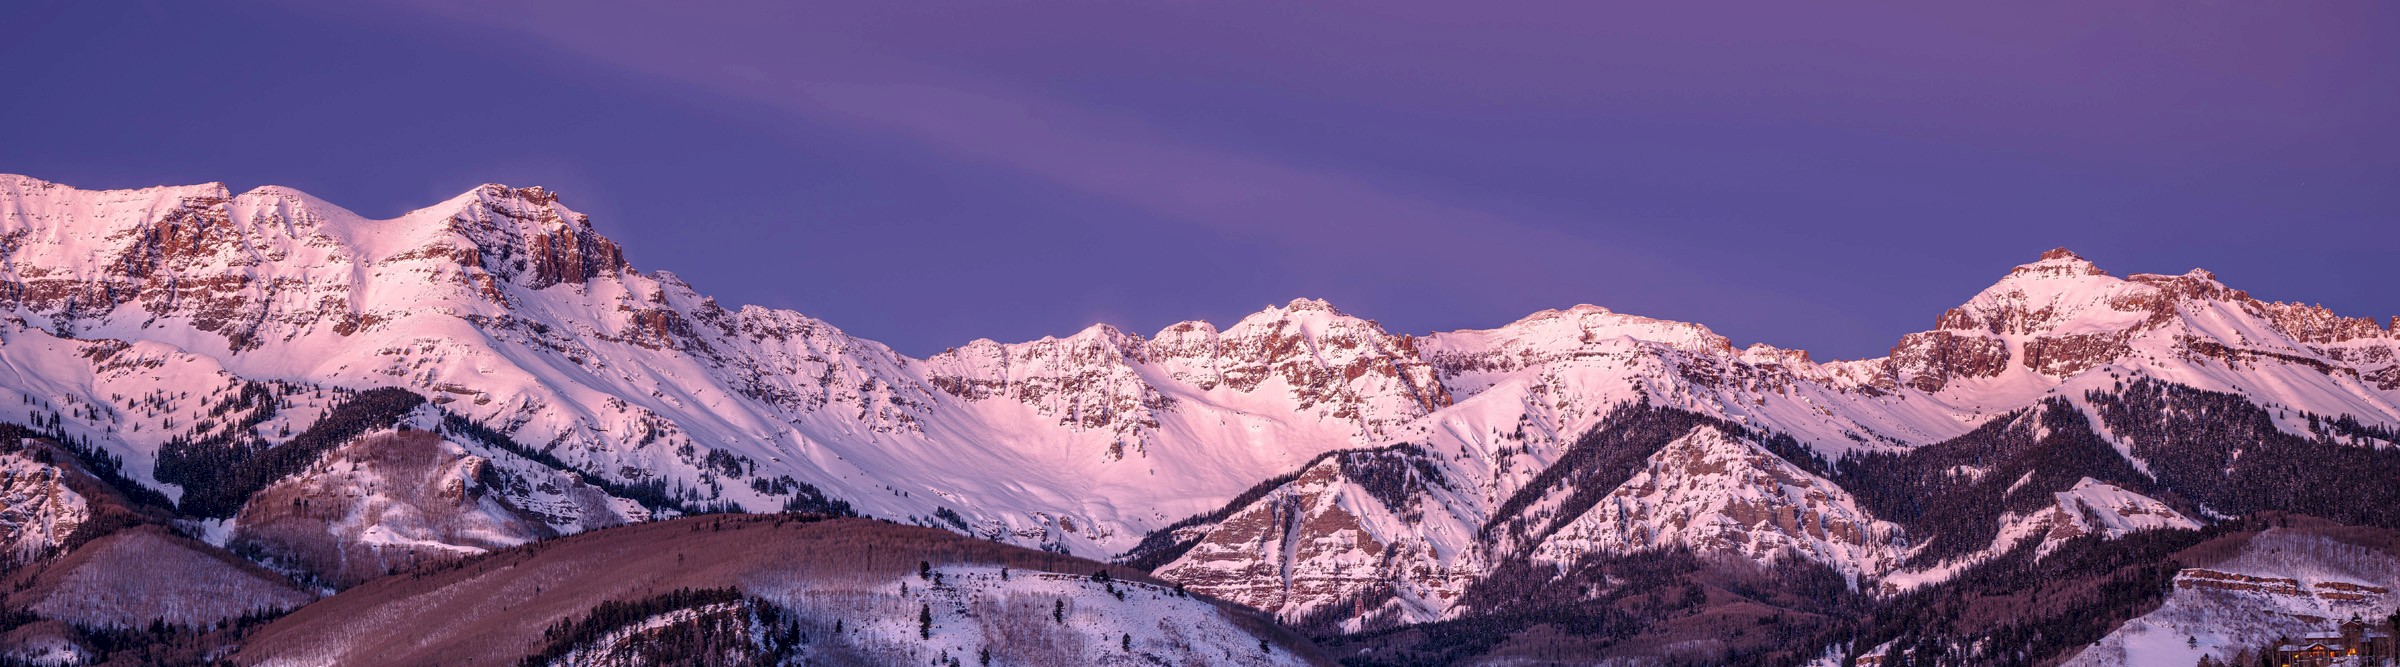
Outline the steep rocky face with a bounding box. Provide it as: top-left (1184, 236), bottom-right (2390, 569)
top-left (927, 299), bottom-right (1455, 452)
top-left (1943, 247), bottom-right (2119, 336)
top-left (1887, 330), bottom-right (2010, 392)
top-left (1166, 299), bottom-right (1453, 439)
top-left (1153, 459), bottom-right (1392, 622)
top-left (0, 178), bottom-right (628, 350)
top-left (1150, 445), bottom-right (1473, 628)
top-left (0, 451), bottom-right (85, 561)
top-left (923, 325), bottom-right (1168, 454)
top-left (0, 176), bottom-right (970, 548)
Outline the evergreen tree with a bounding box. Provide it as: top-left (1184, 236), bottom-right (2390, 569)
top-left (1053, 599), bottom-right (1064, 624)
top-left (919, 603), bottom-right (932, 640)
top-left (1121, 633), bottom-right (1131, 652)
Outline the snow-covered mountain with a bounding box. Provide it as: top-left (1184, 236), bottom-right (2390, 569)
top-left (2, 175), bottom-right (2397, 656)
top-left (1132, 251), bottom-right (2400, 627)
top-left (0, 175), bottom-right (1438, 560)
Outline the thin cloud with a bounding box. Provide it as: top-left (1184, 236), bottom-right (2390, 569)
top-left (369, 0), bottom-right (1714, 308)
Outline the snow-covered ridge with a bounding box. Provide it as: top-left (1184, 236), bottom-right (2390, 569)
top-left (1994, 478), bottom-right (2199, 561)
top-left (2, 175), bottom-right (2396, 579)
top-left (1529, 425), bottom-right (1907, 578)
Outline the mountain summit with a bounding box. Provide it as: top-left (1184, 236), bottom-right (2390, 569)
top-left (1, 177), bottom-right (2396, 663)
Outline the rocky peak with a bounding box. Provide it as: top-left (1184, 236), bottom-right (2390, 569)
top-left (1279, 297), bottom-right (1342, 315)
top-left (2260, 301), bottom-right (2395, 344)
top-left (1740, 343), bottom-right (1813, 367)
top-left (1936, 248), bottom-right (2128, 337)
top-left (922, 322), bottom-right (1168, 448)
top-left (1418, 304), bottom-right (1739, 388)
top-left (1205, 299), bottom-right (1450, 433)
top-left (1225, 297), bottom-right (1369, 335)
top-left (2010, 247), bottom-right (2109, 279)
top-left (434, 183), bottom-right (628, 289)
top-left (1067, 322), bottom-right (1143, 352)
top-left (1892, 244), bottom-right (2400, 390)
top-left (473, 183), bottom-right (561, 207)
top-left (2122, 270), bottom-right (2243, 305)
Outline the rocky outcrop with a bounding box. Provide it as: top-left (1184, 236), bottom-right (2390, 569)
top-left (2022, 330), bottom-right (2135, 377)
top-left (1948, 248), bottom-right (2116, 335)
top-left (0, 451), bottom-right (86, 562)
top-left (1154, 447), bottom-right (1467, 627)
top-left (924, 325), bottom-right (1168, 452)
top-left (1888, 330), bottom-right (2010, 392)
top-left (925, 298), bottom-right (1453, 452)
top-left (2261, 301), bottom-right (2393, 344)
top-left (1146, 299), bottom-right (1452, 438)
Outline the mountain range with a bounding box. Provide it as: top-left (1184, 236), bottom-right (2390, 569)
top-left (0, 174), bottom-right (2394, 666)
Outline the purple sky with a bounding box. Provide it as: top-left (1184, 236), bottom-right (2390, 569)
top-left (5, 1), bottom-right (2395, 359)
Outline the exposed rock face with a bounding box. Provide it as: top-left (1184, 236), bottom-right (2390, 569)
top-left (1167, 299), bottom-right (1453, 438)
top-left (1152, 447), bottom-right (1469, 628)
top-left (2022, 330), bottom-right (2135, 377)
top-left (929, 299), bottom-right (1454, 450)
top-left (1153, 460), bottom-right (1388, 620)
top-left (2262, 301), bottom-right (2394, 344)
top-left (2170, 568), bottom-right (2395, 603)
top-left (924, 325), bottom-right (1169, 451)
top-left (0, 451), bottom-right (86, 561)
top-left (1888, 330), bottom-right (2010, 392)
top-left (1945, 248), bottom-right (2117, 336)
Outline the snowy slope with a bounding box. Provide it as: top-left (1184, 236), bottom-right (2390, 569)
top-left (2008, 478), bottom-right (2200, 560)
top-left (229, 417), bottom-right (647, 588)
top-left (1529, 425), bottom-right (1906, 578)
top-left (2065, 529), bottom-right (2399, 667)
top-left (755, 565), bottom-right (1310, 666)
top-left (3, 176), bottom-right (2397, 625)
